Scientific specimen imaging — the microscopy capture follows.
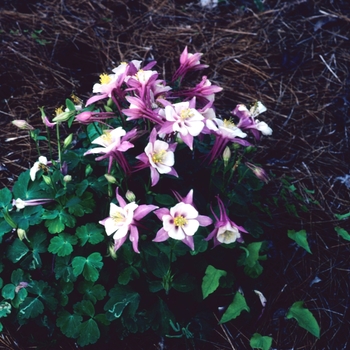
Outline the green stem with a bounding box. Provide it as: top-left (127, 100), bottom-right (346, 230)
top-left (56, 123), bottom-right (61, 165)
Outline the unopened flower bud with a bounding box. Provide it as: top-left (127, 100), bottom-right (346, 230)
top-left (104, 174), bottom-right (117, 184)
top-left (12, 120), bottom-right (34, 130)
top-left (108, 243), bottom-right (118, 260)
top-left (17, 228), bottom-right (29, 241)
top-left (52, 111), bottom-right (74, 123)
top-left (125, 190), bottom-right (136, 202)
top-left (42, 175), bottom-right (52, 186)
top-left (63, 175), bottom-right (72, 182)
top-left (246, 162), bottom-right (270, 183)
top-left (85, 164), bottom-right (93, 177)
top-left (75, 111), bottom-right (93, 123)
top-left (63, 134), bottom-right (73, 149)
top-left (223, 146), bottom-right (231, 167)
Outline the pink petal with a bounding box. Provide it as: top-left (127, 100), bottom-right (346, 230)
top-left (129, 225), bottom-right (140, 253)
top-left (153, 228), bottom-right (169, 242)
top-left (134, 204), bottom-right (158, 221)
top-left (197, 215), bottom-right (213, 227)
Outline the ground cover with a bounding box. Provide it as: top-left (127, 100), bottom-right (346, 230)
top-left (1, 0), bottom-right (350, 349)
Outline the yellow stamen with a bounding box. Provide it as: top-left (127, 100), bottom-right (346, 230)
top-left (99, 73), bottom-right (112, 85)
top-left (71, 94), bottom-right (82, 104)
top-left (174, 215), bottom-right (187, 227)
top-left (152, 150), bottom-right (166, 164)
top-left (55, 106), bottom-right (64, 116)
top-left (180, 108), bottom-right (193, 120)
top-left (111, 211), bottom-right (125, 223)
top-left (101, 131), bottom-right (113, 144)
top-left (223, 119), bottom-right (235, 129)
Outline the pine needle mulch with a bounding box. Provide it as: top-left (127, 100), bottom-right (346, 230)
top-left (1, 0), bottom-right (350, 348)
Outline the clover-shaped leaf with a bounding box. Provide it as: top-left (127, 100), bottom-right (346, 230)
top-left (77, 318), bottom-right (100, 347)
top-left (78, 281), bottom-right (106, 303)
top-left (56, 310), bottom-right (82, 338)
top-left (48, 233), bottom-right (78, 256)
top-left (72, 252), bottom-right (103, 282)
top-left (76, 223), bottom-right (104, 246)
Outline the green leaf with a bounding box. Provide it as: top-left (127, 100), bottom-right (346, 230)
top-left (57, 310), bottom-right (82, 338)
top-left (154, 194), bottom-right (176, 206)
top-left (1, 284), bottom-right (16, 300)
top-left (18, 297), bottom-right (44, 319)
top-left (202, 265), bottom-right (227, 299)
top-left (27, 280), bottom-right (58, 311)
top-left (250, 333), bottom-right (273, 350)
top-left (77, 318), bottom-right (100, 347)
top-left (78, 281), bottom-right (106, 303)
top-left (7, 239), bottom-right (29, 263)
top-left (45, 209), bottom-right (76, 233)
top-left (118, 266), bottom-right (139, 285)
top-left (55, 256), bottom-right (76, 282)
top-left (48, 233), bottom-right (78, 256)
top-left (287, 229), bottom-right (312, 254)
top-left (75, 179), bottom-right (89, 197)
top-left (335, 212), bottom-right (350, 220)
top-left (335, 226), bottom-right (350, 241)
top-left (12, 205), bottom-right (44, 230)
top-left (72, 252), bottom-right (103, 282)
top-left (286, 301), bottom-right (320, 338)
top-left (0, 301), bottom-right (11, 318)
top-left (65, 98), bottom-right (76, 112)
top-left (238, 242), bottom-right (266, 278)
top-left (76, 223), bottom-right (104, 246)
top-left (147, 252), bottom-right (169, 278)
top-left (0, 188), bottom-right (12, 208)
top-left (220, 291), bottom-right (250, 323)
top-left (20, 231), bottom-right (48, 270)
top-left (74, 300), bottom-right (95, 318)
top-left (66, 192), bottom-right (95, 217)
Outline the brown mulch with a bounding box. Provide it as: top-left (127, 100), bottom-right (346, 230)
top-left (1, 0), bottom-right (350, 349)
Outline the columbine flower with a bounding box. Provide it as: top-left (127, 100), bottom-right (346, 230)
top-left (245, 162), bottom-right (270, 183)
top-left (99, 189), bottom-right (158, 253)
top-left (12, 198), bottom-right (53, 210)
top-left (205, 196), bottom-right (248, 247)
top-left (172, 46), bottom-right (209, 82)
top-left (135, 128), bottom-right (178, 186)
top-left (206, 118), bottom-right (250, 164)
top-left (84, 127), bottom-right (135, 174)
top-left (153, 189), bottom-right (212, 250)
top-left (15, 282), bottom-right (29, 293)
top-left (30, 156), bottom-right (49, 181)
top-left (158, 98), bottom-right (205, 150)
top-left (233, 102), bottom-right (272, 140)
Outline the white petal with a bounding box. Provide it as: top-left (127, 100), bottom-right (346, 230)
top-left (182, 219), bottom-right (199, 236)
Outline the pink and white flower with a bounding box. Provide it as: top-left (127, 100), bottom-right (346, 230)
top-left (135, 128), bottom-right (178, 186)
top-left (153, 189), bottom-right (212, 250)
top-left (84, 127), bottom-right (136, 174)
top-left (205, 196), bottom-right (248, 247)
top-left (99, 189), bottom-right (158, 253)
top-left (158, 98), bottom-right (205, 150)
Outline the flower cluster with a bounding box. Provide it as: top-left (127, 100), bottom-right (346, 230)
top-left (26, 47), bottom-right (272, 254)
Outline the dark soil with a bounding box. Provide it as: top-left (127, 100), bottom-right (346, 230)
top-left (1, 0), bottom-right (350, 349)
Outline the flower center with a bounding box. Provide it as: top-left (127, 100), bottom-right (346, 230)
top-left (223, 119), bottom-right (235, 129)
top-left (99, 73), bottom-right (111, 85)
top-left (111, 211), bottom-right (125, 223)
top-left (174, 215), bottom-right (187, 227)
top-left (101, 131), bottom-right (113, 144)
top-left (152, 150), bottom-right (166, 164)
top-left (55, 106), bottom-right (64, 116)
top-left (180, 108), bottom-right (193, 120)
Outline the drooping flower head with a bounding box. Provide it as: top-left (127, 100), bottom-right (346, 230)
top-left (30, 156), bottom-right (50, 181)
top-left (99, 188), bottom-right (158, 253)
top-left (205, 196), bottom-right (248, 247)
top-left (153, 189), bottom-right (212, 250)
top-left (135, 128), bottom-right (178, 186)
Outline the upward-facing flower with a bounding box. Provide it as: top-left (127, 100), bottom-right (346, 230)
top-left (135, 128), bottom-right (178, 186)
top-left (99, 189), bottom-right (158, 253)
top-left (84, 127), bottom-right (135, 174)
top-left (172, 46), bottom-right (209, 82)
top-left (158, 98), bottom-right (205, 150)
top-left (205, 196), bottom-right (248, 247)
top-left (153, 189), bottom-right (212, 250)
